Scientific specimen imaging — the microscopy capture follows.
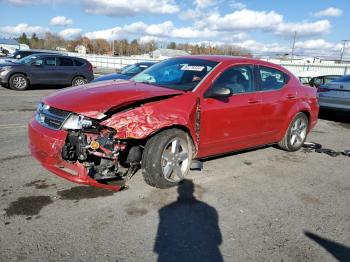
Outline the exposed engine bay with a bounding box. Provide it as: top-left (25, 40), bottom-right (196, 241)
top-left (61, 126), bottom-right (142, 185)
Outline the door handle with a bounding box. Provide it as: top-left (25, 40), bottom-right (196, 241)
top-left (286, 94), bottom-right (296, 99)
top-left (248, 98), bottom-right (260, 104)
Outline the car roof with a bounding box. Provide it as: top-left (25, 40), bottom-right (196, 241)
top-left (173, 55), bottom-right (292, 73)
top-left (135, 61), bottom-right (157, 65)
top-left (33, 53), bottom-right (79, 59)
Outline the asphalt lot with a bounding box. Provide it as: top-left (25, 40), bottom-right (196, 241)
top-left (0, 84), bottom-right (349, 262)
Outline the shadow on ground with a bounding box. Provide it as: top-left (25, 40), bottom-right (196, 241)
top-left (154, 179), bottom-right (223, 262)
top-left (304, 231), bottom-right (350, 262)
top-left (319, 110), bottom-right (350, 124)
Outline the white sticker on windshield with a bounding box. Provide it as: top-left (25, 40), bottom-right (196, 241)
top-left (180, 65), bottom-right (205, 71)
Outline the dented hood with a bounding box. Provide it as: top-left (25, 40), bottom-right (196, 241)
top-left (43, 80), bottom-right (184, 117)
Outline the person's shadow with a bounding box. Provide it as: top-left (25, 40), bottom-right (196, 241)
top-left (154, 179), bottom-right (223, 262)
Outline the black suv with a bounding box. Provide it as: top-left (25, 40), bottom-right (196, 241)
top-left (0, 54), bottom-right (94, 90)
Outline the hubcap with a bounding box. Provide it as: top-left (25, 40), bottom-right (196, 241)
top-left (161, 138), bottom-right (189, 182)
top-left (290, 117), bottom-right (307, 147)
top-left (13, 76), bottom-right (27, 89)
top-left (74, 79), bottom-right (86, 86)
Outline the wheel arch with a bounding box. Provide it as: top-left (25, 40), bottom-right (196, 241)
top-left (276, 103), bottom-right (312, 141)
top-left (145, 124), bottom-right (198, 156)
top-left (71, 75), bottom-right (87, 82)
top-left (8, 72), bottom-right (31, 84)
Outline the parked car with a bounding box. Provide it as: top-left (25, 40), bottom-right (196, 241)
top-left (309, 75), bottom-right (342, 88)
top-left (28, 56), bottom-right (319, 191)
top-left (297, 71), bottom-right (321, 85)
top-left (92, 61), bottom-right (157, 82)
top-left (0, 54), bottom-right (94, 90)
top-left (317, 75), bottom-right (350, 112)
top-left (0, 49), bottom-right (61, 63)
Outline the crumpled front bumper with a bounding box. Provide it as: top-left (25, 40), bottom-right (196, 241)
top-left (28, 117), bottom-right (123, 191)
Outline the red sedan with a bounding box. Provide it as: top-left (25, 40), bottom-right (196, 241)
top-left (28, 56), bottom-right (319, 191)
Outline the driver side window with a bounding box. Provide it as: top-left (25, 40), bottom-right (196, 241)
top-left (212, 65), bottom-right (255, 94)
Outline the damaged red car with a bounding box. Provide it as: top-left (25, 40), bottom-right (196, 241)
top-left (28, 56), bottom-right (319, 191)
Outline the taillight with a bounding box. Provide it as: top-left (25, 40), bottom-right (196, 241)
top-left (87, 62), bottom-right (93, 72)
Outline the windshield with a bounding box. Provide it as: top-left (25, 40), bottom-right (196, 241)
top-left (132, 58), bottom-right (218, 91)
top-left (121, 64), bottom-right (149, 75)
top-left (15, 54), bottom-right (38, 64)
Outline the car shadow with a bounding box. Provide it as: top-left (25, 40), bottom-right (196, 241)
top-left (318, 110), bottom-right (350, 124)
top-left (28, 85), bottom-right (68, 90)
top-left (200, 145), bottom-right (271, 162)
top-left (304, 231), bottom-right (350, 261)
top-left (154, 179), bottom-right (223, 262)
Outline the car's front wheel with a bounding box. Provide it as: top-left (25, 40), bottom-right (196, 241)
top-left (72, 76), bottom-right (87, 86)
top-left (278, 112), bottom-right (308, 151)
top-left (9, 74), bottom-right (29, 91)
top-left (142, 129), bottom-right (193, 188)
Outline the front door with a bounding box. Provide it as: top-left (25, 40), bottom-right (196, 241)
top-left (199, 64), bottom-right (265, 157)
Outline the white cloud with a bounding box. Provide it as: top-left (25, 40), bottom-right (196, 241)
top-left (84, 22), bottom-right (147, 40)
top-left (59, 28), bottom-right (82, 39)
top-left (84, 21), bottom-right (217, 40)
top-left (196, 8), bottom-right (331, 37)
top-left (275, 20), bottom-right (331, 36)
top-left (50, 16), bottom-right (73, 26)
top-left (234, 38), bottom-right (343, 56)
top-left (313, 7), bottom-right (343, 17)
top-left (230, 0), bottom-right (246, 10)
top-left (195, 0), bottom-right (217, 8)
top-left (202, 9), bottom-right (283, 31)
top-left (82, 0), bottom-right (179, 16)
top-left (0, 23), bottom-right (48, 36)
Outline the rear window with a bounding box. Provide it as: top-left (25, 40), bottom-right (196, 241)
top-left (259, 66), bottom-right (289, 91)
top-left (58, 57), bottom-right (74, 66)
top-left (75, 59), bottom-right (85, 66)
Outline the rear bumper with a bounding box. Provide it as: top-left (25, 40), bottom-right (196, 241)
top-left (28, 118), bottom-right (122, 191)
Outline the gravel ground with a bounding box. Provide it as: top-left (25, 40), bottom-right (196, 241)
top-left (0, 85), bottom-right (349, 262)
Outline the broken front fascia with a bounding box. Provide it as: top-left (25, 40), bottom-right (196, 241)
top-left (54, 93), bottom-right (200, 191)
top-left (100, 93), bottom-right (200, 152)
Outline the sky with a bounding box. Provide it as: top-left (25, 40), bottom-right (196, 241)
top-left (0, 0), bottom-right (349, 57)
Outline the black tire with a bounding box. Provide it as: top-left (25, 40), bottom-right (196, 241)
top-left (9, 73), bottom-right (29, 91)
top-left (72, 76), bottom-right (87, 86)
top-left (278, 112), bottom-right (308, 152)
top-left (142, 129), bottom-right (193, 189)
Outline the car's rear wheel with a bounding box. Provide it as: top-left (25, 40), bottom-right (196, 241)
top-left (278, 112), bottom-right (308, 151)
top-left (72, 76), bottom-right (87, 86)
top-left (9, 74), bottom-right (29, 91)
top-left (142, 129), bottom-right (193, 188)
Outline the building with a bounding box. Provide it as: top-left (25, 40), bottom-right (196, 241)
top-left (0, 38), bottom-right (20, 54)
top-left (75, 45), bottom-right (88, 55)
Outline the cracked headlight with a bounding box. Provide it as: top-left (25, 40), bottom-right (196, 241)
top-left (62, 114), bottom-right (93, 130)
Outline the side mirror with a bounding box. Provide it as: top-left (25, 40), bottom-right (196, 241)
top-left (204, 87), bottom-right (232, 98)
top-left (16, 55), bottom-right (21, 59)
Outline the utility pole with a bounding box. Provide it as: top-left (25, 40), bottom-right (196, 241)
top-left (291, 31), bottom-right (297, 62)
top-left (112, 40), bottom-right (115, 56)
top-left (340, 40), bottom-right (349, 62)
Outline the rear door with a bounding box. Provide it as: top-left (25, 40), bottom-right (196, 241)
top-left (255, 65), bottom-right (297, 137)
top-left (56, 57), bottom-right (76, 85)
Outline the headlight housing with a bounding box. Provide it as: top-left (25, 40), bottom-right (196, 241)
top-left (62, 114), bottom-right (93, 130)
